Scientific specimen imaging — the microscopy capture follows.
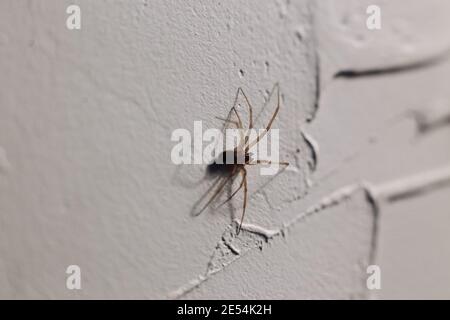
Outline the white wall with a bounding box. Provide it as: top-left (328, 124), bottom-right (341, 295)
top-left (0, 0), bottom-right (449, 299)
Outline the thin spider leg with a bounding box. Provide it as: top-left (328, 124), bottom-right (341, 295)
top-left (193, 168), bottom-right (237, 216)
top-left (216, 167), bottom-right (246, 208)
top-left (236, 88), bottom-right (254, 148)
top-left (231, 106), bottom-right (245, 148)
top-left (213, 103), bottom-right (240, 154)
top-left (237, 168), bottom-right (248, 235)
top-left (238, 88), bottom-right (253, 130)
top-left (220, 105), bottom-right (236, 132)
top-left (250, 159), bottom-right (289, 166)
top-left (217, 103), bottom-right (244, 154)
top-left (253, 82), bottom-right (279, 127)
top-left (230, 88), bottom-right (245, 128)
top-left (215, 116), bottom-right (239, 128)
top-left (246, 83), bottom-right (280, 150)
top-left (191, 175), bottom-right (224, 216)
top-left (231, 87), bottom-right (254, 148)
top-left (220, 90), bottom-right (244, 132)
top-left (195, 175), bottom-right (222, 201)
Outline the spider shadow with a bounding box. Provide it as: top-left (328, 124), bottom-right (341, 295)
top-left (170, 164), bottom-right (213, 189)
top-left (189, 161), bottom-right (237, 218)
top-left (247, 164), bottom-right (290, 203)
top-left (190, 160), bottom-right (290, 223)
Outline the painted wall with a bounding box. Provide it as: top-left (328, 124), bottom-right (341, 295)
top-left (0, 0), bottom-right (449, 299)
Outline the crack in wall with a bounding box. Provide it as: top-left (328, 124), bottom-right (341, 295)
top-left (170, 6), bottom-right (450, 300)
top-left (306, 49), bottom-right (321, 123)
top-left (167, 165), bottom-right (450, 299)
top-left (409, 107), bottom-right (450, 135)
top-left (310, 105), bottom-right (450, 194)
top-left (371, 166), bottom-right (450, 203)
top-left (301, 130), bottom-right (319, 171)
top-left (333, 47), bottom-right (450, 79)
top-left (260, 189), bottom-right (275, 211)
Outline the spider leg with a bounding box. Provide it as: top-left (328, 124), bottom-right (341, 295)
top-left (231, 106), bottom-right (245, 148)
top-left (237, 167), bottom-right (248, 235)
top-left (230, 88), bottom-right (245, 128)
top-left (193, 168), bottom-right (236, 216)
top-left (253, 83), bottom-right (279, 127)
top-left (212, 106), bottom-right (239, 155)
top-left (215, 116), bottom-right (239, 128)
top-left (233, 87), bottom-right (257, 149)
top-left (251, 159), bottom-right (289, 166)
top-left (193, 175), bottom-right (222, 205)
top-left (246, 83), bottom-right (280, 150)
top-left (216, 167), bottom-right (246, 208)
top-left (236, 88), bottom-right (254, 148)
top-left (219, 94), bottom-right (243, 134)
top-left (191, 175), bottom-right (224, 216)
top-left (216, 95), bottom-right (245, 154)
top-left (228, 87), bottom-right (247, 145)
top-left (238, 88), bottom-right (254, 130)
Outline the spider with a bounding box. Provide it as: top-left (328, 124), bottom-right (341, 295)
top-left (193, 83), bottom-right (289, 234)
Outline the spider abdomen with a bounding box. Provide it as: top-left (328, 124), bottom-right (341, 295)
top-left (207, 150), bottom-right (249, 176)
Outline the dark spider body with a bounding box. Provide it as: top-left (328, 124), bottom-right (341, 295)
top-left (207, 149), bottom-right (252, 176)
top-left (194, 83), bottom-right (288, 234)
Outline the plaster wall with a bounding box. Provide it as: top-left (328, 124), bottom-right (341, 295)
top-left (0, 0), bottom-right (449, 299)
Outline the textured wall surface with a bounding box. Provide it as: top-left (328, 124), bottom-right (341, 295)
top-left (0, 0), bottom-right (449, 299)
